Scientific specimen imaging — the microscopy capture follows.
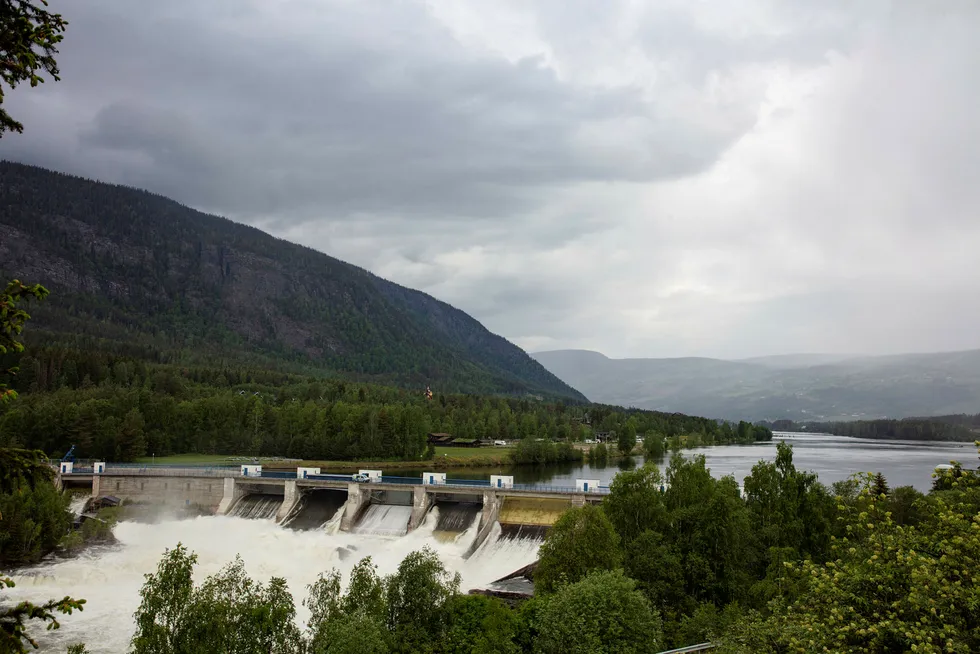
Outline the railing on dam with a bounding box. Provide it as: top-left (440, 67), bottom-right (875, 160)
top-left (58, 463), bottom-right (611, 495)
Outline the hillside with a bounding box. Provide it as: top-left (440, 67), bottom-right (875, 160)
top-left (0, 162), bottom-right (585, 401)
top-left (531, 348), bottom-right (980, 421)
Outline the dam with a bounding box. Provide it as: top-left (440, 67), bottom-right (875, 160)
top-left (58, 462), bottom-right (606, 552)
top-left (5, 462), bottom-right (611, 652)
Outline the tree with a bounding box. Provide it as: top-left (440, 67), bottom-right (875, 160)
top-left (1, 447), bottom-right (82, 651)
top-left (441, 594), bottom-right (519, 654)
top-left (602, 463), bottom-right (667, 545)
top-left (132, 544), bottom-right (301, 654)
top-left (618, 418), bottom-right (637, 455)
top-left (534, 570), bottom-right (662, 654)
top-left (720, 472), bottom-right (980, 653)
top-left (384, 547), bottom-right (460, 652)
top-left (305, 557), bottom-right (388, 654)
top-left (130, 544), bottom-right (197, 653)
top-left (1, 280), bottom-right (48, 404)
top-left (534, 504), bottom-right (622, 594)
top-left (0, 1), bottom-right (68, 135)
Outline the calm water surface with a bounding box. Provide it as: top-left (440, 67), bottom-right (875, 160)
top-left (378, 433), bottom-right (977, 491)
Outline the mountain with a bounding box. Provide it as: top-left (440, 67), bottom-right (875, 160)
top-left (531, 348), bottom-right (980, 421)
top-left (0, 161), bottom-right (585, 401)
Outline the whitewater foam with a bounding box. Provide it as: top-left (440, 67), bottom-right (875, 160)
top-left (3, 509), bottom-right (539, 653)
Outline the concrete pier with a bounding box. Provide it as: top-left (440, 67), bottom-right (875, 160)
top-left (275, 480), bottom-right (299, 523)
top-left (340, 483), bottom-right (371, 531)
top-left (408, 485), bottom-right (433, 531)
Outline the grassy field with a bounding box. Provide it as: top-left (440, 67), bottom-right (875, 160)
top-left (136, 447), bottom-right (516, 470)
top-left (434, 446), bottom-right (513, 458)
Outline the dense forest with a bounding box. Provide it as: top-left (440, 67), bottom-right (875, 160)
top-left (0, 342), bottom-right (771, 463)
top-left (766, 416), bottom-right (978, 442)
top-left (0, 161), bottom-right (583, 401)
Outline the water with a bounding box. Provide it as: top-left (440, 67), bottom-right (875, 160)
top-left (68, 494), bottom-right (90, 516)
top-left (3, 505), bottom-right (536, 653)
top-left (351, 504), bottom-right (413, 537)
top-left (229, 494), bottom-right (283, 520)
top-left (387, 433), bottom-right (976, 492)
top-left (283, 489), bottom-right (348, 531)
top-left (433, 503), bottom-right (481, 542)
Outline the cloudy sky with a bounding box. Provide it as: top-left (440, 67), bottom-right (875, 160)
top-left (3, 0), bottom-right (979, 359)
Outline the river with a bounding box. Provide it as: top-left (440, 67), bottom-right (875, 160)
top-left (395, 432), bottom-right (977, 492)
top-left (4, 433), bottom-right (974, 652)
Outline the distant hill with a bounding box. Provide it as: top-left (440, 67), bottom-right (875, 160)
top-left (531, 348), bottom-right (980, 421)
top-left (0, 162), bottom-right (585, 401)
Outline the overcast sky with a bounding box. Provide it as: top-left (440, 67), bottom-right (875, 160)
top-left (3, 0), bottom-right (979, 359)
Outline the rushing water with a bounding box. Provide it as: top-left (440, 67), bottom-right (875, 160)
top-left (229, 493), bottom-right (283, 520)
top-left (68, 495), bottom-right (89, 516)
top-left (4, 503), bottom-right (542, 653)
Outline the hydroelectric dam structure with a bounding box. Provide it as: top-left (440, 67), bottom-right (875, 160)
top-left (56, 462), bottom-right (607, 551)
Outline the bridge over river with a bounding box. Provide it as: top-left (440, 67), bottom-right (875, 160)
top-left (57, 462), bottom-right (608, 549)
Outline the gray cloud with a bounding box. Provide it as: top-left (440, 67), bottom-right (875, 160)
top-left (2, 0), bottom-right (979, 359)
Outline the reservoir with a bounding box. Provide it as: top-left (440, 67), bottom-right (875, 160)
top-left (4, 433), bottom-right (974, 651)
top-left (407, 432), bottom-right (976, 492)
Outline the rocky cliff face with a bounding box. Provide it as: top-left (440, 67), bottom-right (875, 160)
top-left (0, 161), bottom-right (585, 400)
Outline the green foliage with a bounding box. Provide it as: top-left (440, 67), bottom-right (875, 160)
top-left (617, 418), bottom-right (637, 455)
top-left (642, 432), bottom-right (665, 459)
top-left (0, 575), bottom-right (85, 653)
top-left (534, 504), bottom-right (622, 594)
top-left (742, 442), bottom-right (835, 577)
top-left (720, 472), bottom-right (980, 653)
top-left (442, 595), bottom-right (519, 654)
top-left (586, 442), bottom-right (608, 464)
top-left (0, 450), bottom-right (82, 652)
top-left (0, 478), bottom-right (71, 564)
top-left (0, 280), bottom-right (48, 403)
top-left (0, 2), bottom-right (68, 136)
top-left (533, 570), bottom-right (662, 654)
top-left (133, 545), bottom-right (474, 654)
top-left (510, 438), bottom-right (582, 465)
top-left (384, 548), bottom-right (461, 652)
top-left (602, 464), bottom-right (666, 545)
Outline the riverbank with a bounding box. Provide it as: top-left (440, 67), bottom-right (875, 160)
top-left (137, 447), bottom-right (519, 471)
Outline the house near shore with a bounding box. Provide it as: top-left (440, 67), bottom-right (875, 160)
top-left (426, 433), bottom-right (482, 447)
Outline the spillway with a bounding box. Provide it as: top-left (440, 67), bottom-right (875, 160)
top-left (352, 504), bottom-right (413, 537)
top-left (284, 489), bottom-right (348, 531)
top-left (229, 493), bottom-right (283, 520)
top-left (68, 494), bottom-right (90, 516)
top-left (466, 522), bottom-right (542, 587)
top-left (433, 502), bottom-right (481, 542)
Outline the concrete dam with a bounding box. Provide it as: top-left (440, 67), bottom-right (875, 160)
top-left (59, 463), bottom-right (607, 554)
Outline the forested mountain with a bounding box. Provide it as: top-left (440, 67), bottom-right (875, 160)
top-left (0, 162), bottom-right (583, 401)
top-left (532, 348), bottom-right (980, 421)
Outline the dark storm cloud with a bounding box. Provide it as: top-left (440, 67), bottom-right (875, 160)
top-left (0, 0), bottom-right (745, 225)
top-left (3, 0), bottom-right (978, 359)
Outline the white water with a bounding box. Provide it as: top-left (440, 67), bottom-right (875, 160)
top-left (3, 508), bottom-right (538, 653)
top-left (68, 495), bottom-right (90, 516)
top-left (351, 504), bottom-right (412, 537)
top-left (229, 494), bottom-right (282, 520)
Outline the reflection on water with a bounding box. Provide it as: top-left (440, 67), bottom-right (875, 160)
top-left (341, 433), bottom-right (975, 491)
